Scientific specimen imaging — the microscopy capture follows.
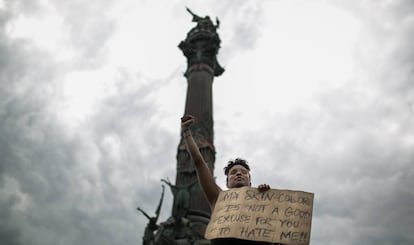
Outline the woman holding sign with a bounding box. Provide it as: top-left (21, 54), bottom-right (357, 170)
top-left (181, 115), bottom-right (281, 245)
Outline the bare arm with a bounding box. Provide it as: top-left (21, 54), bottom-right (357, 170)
top-left (181, 115), bottom-right (222, 208)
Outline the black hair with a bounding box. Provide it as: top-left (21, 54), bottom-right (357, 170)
top-left (224, 158), bottom-right (251, 176)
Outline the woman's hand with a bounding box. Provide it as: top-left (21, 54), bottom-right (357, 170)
top-left (258, 184), bottom-right (271, 192)
top-left (181, 115), bottom-right (195, 131)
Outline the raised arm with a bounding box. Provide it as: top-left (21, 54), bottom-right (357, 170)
top-left (181, 115), bottom-right (222, 208)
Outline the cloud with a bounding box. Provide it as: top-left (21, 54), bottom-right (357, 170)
top-left (0, 40), bottom-right (176, 244)
top-left (1, 0), bottom-right (413, 245)
top-left (215, 1), bottom-right (414, 244)
top-left (0, 1), bottom-right (174, 244)
top-left (215, 0), bottom-right (267, 62)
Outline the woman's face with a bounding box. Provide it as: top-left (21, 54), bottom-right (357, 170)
top-left (226, 165), bottom-right (251, 188)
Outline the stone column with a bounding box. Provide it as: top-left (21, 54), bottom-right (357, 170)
top-left (175, 9), bottom-right (224, 236)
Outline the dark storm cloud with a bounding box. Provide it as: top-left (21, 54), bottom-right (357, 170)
top-left (0, 59), bottom-right (172, 245)
top-left (0, 1), bottom-right (174, 244)
top-left (0, 54), bottom-right (175, 244)
top-left (239, 84), bottom-right (414, 245)
top-left (312, 90), bottom-right (414, 245)
top-left (2, 0), bottom-right (413, 245)
top-left (216, 1), bottom-right (414, 244)
top-left (0, 9), bottom-right (36, 242)
top-left (268, 21), bottom-right (413, 245)
top-left (349, 2), bottom-right (414, 243)
top-left (78, 69), bottom-right (179, 244)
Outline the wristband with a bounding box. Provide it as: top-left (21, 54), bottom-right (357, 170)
top-left (182, 129), bottom-right (191, 137)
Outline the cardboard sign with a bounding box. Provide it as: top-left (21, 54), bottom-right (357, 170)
top-left (205, 187), bottom-right (314, 244)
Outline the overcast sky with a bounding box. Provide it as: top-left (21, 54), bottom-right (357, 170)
top-left (1, 0), bottom-right (413, 244)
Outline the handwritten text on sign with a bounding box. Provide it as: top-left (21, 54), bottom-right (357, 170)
top-left (205, 187), bottom-right (314, 244)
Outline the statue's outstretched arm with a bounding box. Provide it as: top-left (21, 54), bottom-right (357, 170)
top-left (161, 178), bottom-right (172, 187)
top-left (186, 7), bottom-right (203, 22)
top-left (137, 207), bottom-right (151, 220)
top-left (155, 185), bottom-right (165, 218)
